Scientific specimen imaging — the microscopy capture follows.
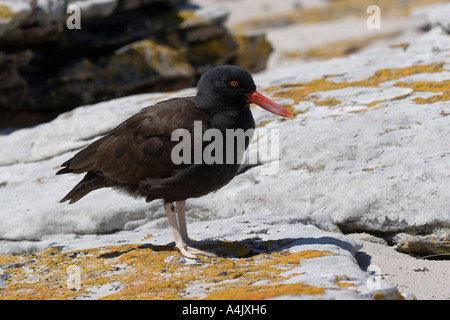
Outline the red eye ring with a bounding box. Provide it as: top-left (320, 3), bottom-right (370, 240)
top-left (229, 80), bottom-right (239, 87)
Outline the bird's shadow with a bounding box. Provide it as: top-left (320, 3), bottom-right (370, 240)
top-left (354, 251), bottom-right (372, 271)
top-left (132, 236), bottom-right (360, 259)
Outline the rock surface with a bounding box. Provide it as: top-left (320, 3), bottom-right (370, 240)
top-left (0, 215), bottom-right (403, 300)
top-left (393, 231), bottom-right (450, 257)
top-left (216, 0), bottom-right (450, 70)
top-left (413, 2), bottom-right (450, 33)
top-left (0, 0), bottom-right (271, 129)
top-left (0, 23), bottom-right (449, 299)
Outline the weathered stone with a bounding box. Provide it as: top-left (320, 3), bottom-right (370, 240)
top-left (0, 2), bottom-right (34, 38)
top-left (0, 216), bottom-right (404, 300)
top-left (49, 38), bottom-right (195, 106)
top-left (70, 0), bottom-right (119, 20)
top-left (413, 3), bottom-right (450, 33)
top-left (393, 232), bottom-right (450, 257)
top-left (0, 1), bottom-right (270, 129)
top-left (1, 4), bottom-right (449, 300)
top-left (110, 39), bottom-right (195, 82)
top-left (118, 0), bottom-right (188, 11)
top-left (0, 50), bottom-right (32, 92)
top-left (232, 32), bottom-right (273, 73)
top-left (188, 32), bottom-right (239, 71)
top-left (0, 28), bottom-right (449, 255)
top-left (179, 5), bottom-right (229, 29)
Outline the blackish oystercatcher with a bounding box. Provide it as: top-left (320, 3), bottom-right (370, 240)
top-left (57, 65), bottom-right (293, 258)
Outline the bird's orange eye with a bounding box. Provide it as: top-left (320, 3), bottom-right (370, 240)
top-left (229, 80), bottom-right (239, 87)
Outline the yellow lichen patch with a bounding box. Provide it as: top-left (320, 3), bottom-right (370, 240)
top-left (262, 63), bottom-right (446, 117)
top-left (394, 80), bottom-right (450, 93)
top-left (204, 283), bottom-right (324, 300)
top-left (333, 275), bottom-right (355, 289)
top-left (367, 100), bottom-right (386, 108)
top-left (265, 78), bottom-right (346, 107)
top-left (202, 250), bottom-right (331, 300)
top-left (232, 33), bottom-right (273, 71)
top-left (390, 43), bottom-right (410, 51)
top-left (0, 244), bottom-right (144, 300)
top-left (380, 126), bottom-right (410, 136)
top-left (105, 247), bottom-right (332, 300)
top-left (130, 40), bottom-right (193, 77)
top-left (0, 253), bottom-right (18, 266)
top-left (232, 0), bottom-right (449, 31)
top-left (413, 93), bottom-right (450, 104)
top-left (394, 80), bottom-right (450, 104)
top-left (0, 241), bottom-right (333, 300)
top-left (348, 108), bottom-right (368, 114)
top-left (314, 98), bottom-right (341, 107)
top-left (365, 63), bottom-right (445, 84)
top-left (177, 9), bottom-right (204, 24)
top-left (362, 165), bottom-right (386, 172)
top-left (373, 290), bottom-right (405, 300)
top-left (0, 5), bottom-right (16, 20)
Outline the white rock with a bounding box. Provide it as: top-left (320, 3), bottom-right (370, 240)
top-left (413, 3), bottom-right (450, 33)
top-left (70, 0), bottom-right (119, 20)
top-left (0, 91), bottom-right (187, 165)
top-left (0, 27), bottom-right (448, 281)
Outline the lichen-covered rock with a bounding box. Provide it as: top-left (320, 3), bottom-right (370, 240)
top-left (54, 39), bottom-right (196, 105)
top-left (0, 0), bottom-right (271, 129)
top-left (0, 26), bottom-right (449, 253)
top-left (232, 32), bottom-right (273, 73)
top-left (0, 218), bottom-right (404, 300)
top-left (0, 24), bottom-right (449, 299)
top-left (393, 231), bottom-right (450, 257)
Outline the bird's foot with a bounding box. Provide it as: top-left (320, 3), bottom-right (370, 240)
top-left (176, 243), bottom-right (217, 259)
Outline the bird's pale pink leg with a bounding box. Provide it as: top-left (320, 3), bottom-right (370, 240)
top-left (175, 200), bottom-right (189, 243)
top-left (164, 202), bottom-right (217, 259)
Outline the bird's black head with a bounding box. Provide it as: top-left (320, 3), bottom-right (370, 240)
top-left (196, 65), bottom-right (256, 108)
top-left (196, 65), bottom-right (293, 119)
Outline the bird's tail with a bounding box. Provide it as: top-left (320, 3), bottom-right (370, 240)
top-left (59, 171), bottom-right (108, 204)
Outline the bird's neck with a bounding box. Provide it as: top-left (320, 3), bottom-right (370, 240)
top-left (209, 104), bottom-right (255, 132)
top-left (195, 95), bottom-right (254, 131)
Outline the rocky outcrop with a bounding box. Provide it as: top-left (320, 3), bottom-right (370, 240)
top-left (0, 22), bottom-right (449, 299)
top-left (0, 0), bottom-right (271, 129)
top-left (394, 231), bottom-right (450, 258)
top-left (0, 216), bottom-right (403, 300)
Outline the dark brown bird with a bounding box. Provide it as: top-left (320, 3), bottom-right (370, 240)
top-left (57, 65), bottom-right (293, 258)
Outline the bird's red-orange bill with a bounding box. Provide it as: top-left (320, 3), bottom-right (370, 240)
top-left (245, 91), bottom-right (293, 118)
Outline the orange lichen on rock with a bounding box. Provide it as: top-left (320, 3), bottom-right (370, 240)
top-left (232, 0), bottom-right (450, 32)
top-left (0, 240), bottom-right (333, 300)
top-left (204, 282), bottom-right (324, 300)
top-left (262, 63), bottom-right (446, 117)
top-left (394, 80), bottom-right (450, 104)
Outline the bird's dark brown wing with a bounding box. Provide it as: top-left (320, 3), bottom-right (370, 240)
top-left (57, 97), bottom-right (211, 202)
